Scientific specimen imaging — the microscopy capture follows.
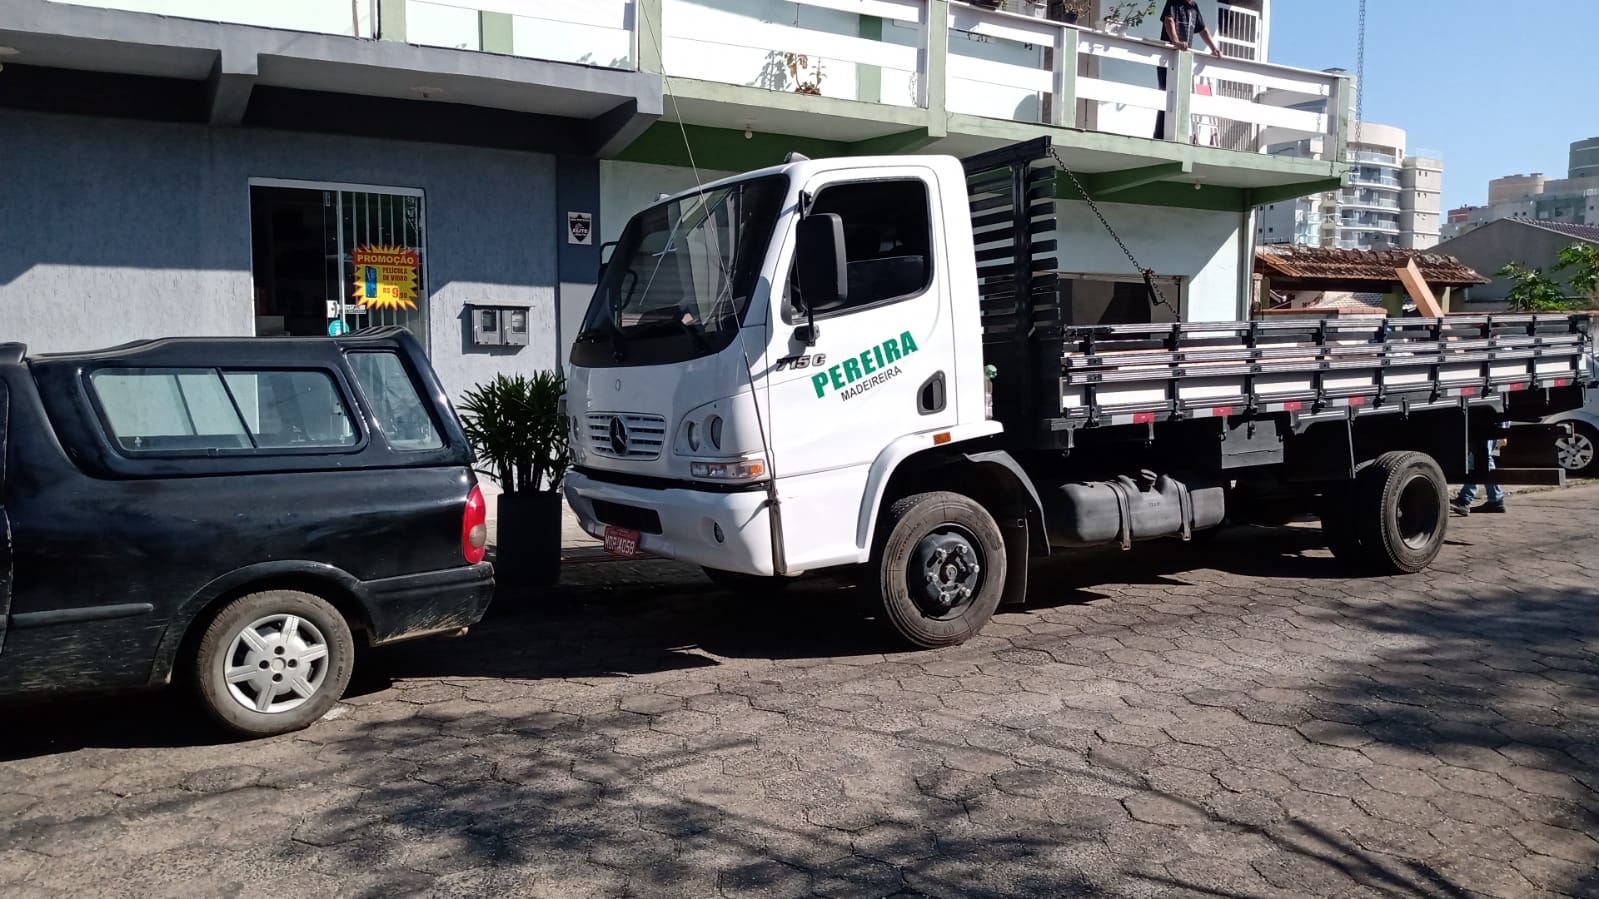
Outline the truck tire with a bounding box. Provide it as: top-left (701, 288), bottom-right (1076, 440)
top-left (702, 567), bottom-right (793, 593)
top-left (193, 590), bottom-right (355, 738)
top-left (1354, 451), bottom-right (1449, 574)
top-left (874, 492), bottom-right (1007, 649)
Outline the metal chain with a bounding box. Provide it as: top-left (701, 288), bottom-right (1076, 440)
top-left (1047, 146), bottom-right (1181, 319)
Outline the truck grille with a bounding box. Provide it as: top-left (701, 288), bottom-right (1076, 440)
top-left (586, 413), bottom-right (667, 460)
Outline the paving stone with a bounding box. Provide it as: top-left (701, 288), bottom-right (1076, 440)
top-left (7, 486), bottom-right (1599, 897)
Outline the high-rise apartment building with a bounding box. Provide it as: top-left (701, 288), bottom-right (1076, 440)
top-left (1256, 119), bottom-right (1441, 250)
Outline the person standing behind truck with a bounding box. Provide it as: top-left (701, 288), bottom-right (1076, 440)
top-left (1153, 0), bottom-right (1224, 140)
top-left (1452, 438), bottom-right (1508, 515)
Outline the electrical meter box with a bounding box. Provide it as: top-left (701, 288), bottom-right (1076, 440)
top-left (467, 303), bottom-right (531, 348)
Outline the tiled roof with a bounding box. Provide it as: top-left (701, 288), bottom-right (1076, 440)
top-left (1520, 220), bottom-right (1599, 243)
top-left (1255, 245), bottom-right (1490, 285)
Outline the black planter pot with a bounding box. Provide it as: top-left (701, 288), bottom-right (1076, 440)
top-left (493, 490), bottom-right (563, 595)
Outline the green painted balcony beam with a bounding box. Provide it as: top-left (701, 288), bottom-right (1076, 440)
top-left (850, 129), bottom-right (937, 157)
top-left (479, 12), bottom-right (513, 55)
top-left (1246, 177), bottom-right (1347, 208)
top-left (636, 0), bottom-right (663, 75)
top-left (925, 0), bottom-right (948, 138)
top-left (615, 122), bottom-right (849, 171)
top-left (377, 0), bottom-right (404, 41)
top-left (1073, 161), bottom-right (1191, 198)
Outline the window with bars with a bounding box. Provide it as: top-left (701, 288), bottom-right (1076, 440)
top-left (331, 190), bottom-right (428, 341)
top-left (249, 184), bottom-right (428, 347)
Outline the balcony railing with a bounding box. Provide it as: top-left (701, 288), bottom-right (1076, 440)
top-left (1345, 150), bottom-right (1399, 166)
top-left (656, 0), bottom-right (1344, 151)
top-left (1341, 195), bottom-right (1399, 210)
top-left (1349, 172), bottom-right (1401, 188)
top-left (405, 0), bottom-right (635, 67)
top-left (1339, 220), bottom-right (1401, 234)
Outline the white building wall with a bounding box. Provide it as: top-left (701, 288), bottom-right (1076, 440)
top-left (1055, 199), bottom-right (1245, 321)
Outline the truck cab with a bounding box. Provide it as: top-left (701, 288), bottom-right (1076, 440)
top-left (565, 154), bottom-right (994, 581)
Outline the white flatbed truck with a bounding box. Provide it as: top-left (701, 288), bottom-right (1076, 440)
top-left (563, 138), bottom-right (1593, 647)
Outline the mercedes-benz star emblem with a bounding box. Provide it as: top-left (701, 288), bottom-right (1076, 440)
top-left (608, 416), bottom-right (628, 456)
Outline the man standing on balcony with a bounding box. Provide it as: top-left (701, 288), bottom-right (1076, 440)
top-left (1154, 0), bottom-right (1223, 140)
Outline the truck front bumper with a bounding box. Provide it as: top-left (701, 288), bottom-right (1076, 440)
top-left (564, 470), bottom-right (776, 575)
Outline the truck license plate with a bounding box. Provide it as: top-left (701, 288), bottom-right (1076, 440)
top-left (603, 526), bottom-right (640, 558)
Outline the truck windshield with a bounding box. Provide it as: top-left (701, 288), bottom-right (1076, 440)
top-left (571, 175), bottom-right (787, 368)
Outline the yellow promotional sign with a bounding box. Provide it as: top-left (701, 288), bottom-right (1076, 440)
top-left (351, 244), bottom-right (420, 310)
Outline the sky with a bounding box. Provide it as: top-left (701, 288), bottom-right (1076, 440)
top-left (1267, 0), bottom-right (1597, 211)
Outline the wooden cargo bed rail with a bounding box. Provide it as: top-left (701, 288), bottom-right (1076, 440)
top-left (1054, 313), bottom-right (1594, 428)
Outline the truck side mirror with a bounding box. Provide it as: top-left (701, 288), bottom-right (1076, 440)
top-left (596, 240), bottom-right (618, 279)
top-left (795, 214), bottom-right (847, 345)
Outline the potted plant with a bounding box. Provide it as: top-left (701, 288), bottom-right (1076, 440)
top-left (1103, 0), bottom-right (1157, 34)
top-left (1048, 0), bottom-right (1092, 22)
top-left (784, 52), bottom-right (826, 95)
top-left (459, 371), bottom-right (570, 592)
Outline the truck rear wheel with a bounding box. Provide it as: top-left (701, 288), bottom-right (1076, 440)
top-left (874, 492), bottom-right (1007, 649)
top-left (1354, 451), bottom-right (1449, 574)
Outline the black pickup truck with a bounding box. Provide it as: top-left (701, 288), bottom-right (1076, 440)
top-left (0, 328), bottom-right (494, 736)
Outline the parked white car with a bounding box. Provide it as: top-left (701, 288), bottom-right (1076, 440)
top-left (1548, 354), bottom-right (1599, 477)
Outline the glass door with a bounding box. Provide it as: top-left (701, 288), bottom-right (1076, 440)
top-left (250, 183), bottom-right (428, 346)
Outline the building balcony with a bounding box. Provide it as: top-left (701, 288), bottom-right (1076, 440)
top-left (1340, 195), bottom-right (1400, 210)
top-left (1345, 150), bottom-right (1400, 167)
top-left (16, 0), bottom-right (1349, 205)
top-left (1348, 172), bottom-right (1401, 189)
top-left (640, 0), bottom-right (1348, 202)
top-left (1339, 221), bottom-right (1401, 235)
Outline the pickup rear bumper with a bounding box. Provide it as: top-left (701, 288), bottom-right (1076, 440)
top-left (565, 470), bottom-right (775, 576)
top-left (364, 561), bottom-right (496, 645)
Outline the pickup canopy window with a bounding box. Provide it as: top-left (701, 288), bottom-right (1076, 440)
top-left (348, 351), bottom-right (442, 450)
top-left (89, 368), bottom-right (357, 453)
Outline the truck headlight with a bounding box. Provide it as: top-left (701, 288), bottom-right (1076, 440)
top-left (686, 420), bottom-right (701, 451)
top-left (691, 458), bottom-right (766, 481)
top-left (707, 415), bottom-right (723, 450)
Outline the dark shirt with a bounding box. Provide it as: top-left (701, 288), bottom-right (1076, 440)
top-left (1160, 0), bottom-right (1207, 44)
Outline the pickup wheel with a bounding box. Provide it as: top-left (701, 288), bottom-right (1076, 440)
top-left (1354, 451), bottom-right (1449, 574)
top-left (193, 590), bottom-right (355, 738)
top-left (1554, 421), bottom-right (1598, 477)
top-left (874, 492), bottom-right (1007, 649)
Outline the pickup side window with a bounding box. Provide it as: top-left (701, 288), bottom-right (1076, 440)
top-left (348, 352), bottom-right (443, 451)
top-left (793, 179), bottom-right (934, 318)
top-left (89, 368), bottom-right (357, 453)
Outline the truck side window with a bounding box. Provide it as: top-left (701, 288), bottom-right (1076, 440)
top-left (796, 179), bottom-right (933, 317)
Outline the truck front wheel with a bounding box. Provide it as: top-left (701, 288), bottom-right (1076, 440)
top-left (874, 492), bottom-right (1007, 648)
top-left (1355, 451), bottom-right (1449, 574)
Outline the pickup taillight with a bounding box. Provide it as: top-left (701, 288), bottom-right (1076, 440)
top-left (462, 485), bottom-right (488, 564)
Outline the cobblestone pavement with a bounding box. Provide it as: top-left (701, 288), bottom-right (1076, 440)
top-left (4, 486), bottom-right (1599, 899)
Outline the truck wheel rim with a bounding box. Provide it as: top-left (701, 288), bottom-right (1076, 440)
top-left (909, 526), bottom-right (984, 619)
top-left (223, 614), bottom-right (330, 714)
top-left (1396, 475), bottom-right (1442, 550)
top-left (1556, 432), bottom-right (1594, 472)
